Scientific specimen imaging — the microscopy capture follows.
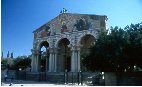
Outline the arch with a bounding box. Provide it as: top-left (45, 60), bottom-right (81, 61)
top-left (40, 41), bottom-right (49, 48)
top-left (58, 38), bottom-right (70, 47)
top-left (38, 41), bottom-right (50, 72)
top-left (37, 41), bottom-right (49, 51)
top-left (57, 38), bottom-right (71, 72)
top-left (80, 34), bottom-right (96, 47)
top-left (79, 34), bottom-right (96, 55)
top-left (77, 30), bottom-right (97, 45)
top-left (55, 34), bottom-right (71, 48)
top-left (79, 34), bottom-right (96, 71)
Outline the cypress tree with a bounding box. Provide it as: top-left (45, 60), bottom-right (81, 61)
top-left (7, 51), bottom-right (9, 58)
top-left (1, 51), bottom-right (3, 58)
top-left (11, 52), bottom-right (13, 58)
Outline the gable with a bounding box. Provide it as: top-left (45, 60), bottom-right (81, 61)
top-left (33, 13), bottom-right (107, 39)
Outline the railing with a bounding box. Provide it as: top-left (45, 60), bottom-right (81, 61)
top-left (63, 71), bottom-right (103, 86)
top-left (10, 70), bottom-right (104, 86)
top-left (64, 71), bottom-right (83, 85)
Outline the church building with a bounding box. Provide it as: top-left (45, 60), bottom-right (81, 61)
top-left (31, 12), bottom-right (107, 74)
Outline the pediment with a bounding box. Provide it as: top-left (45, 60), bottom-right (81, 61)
top-left (33, 13), bottom-right (107, 39)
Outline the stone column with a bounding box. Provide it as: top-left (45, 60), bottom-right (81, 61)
top-left (31, 49), bottom-right (35, 72)
top-left (37, 51), bottom-right (41, 72)
top-left (31, 49), bottom-right (40, 72)
top-left (53, 48), bottom-right (58, 72)
top-left (77, 47), bottom-right (80, 72)
top-left (35, 51), bottom-right (40, 72)
top-left (48, 53), bottom-right (52, 72)
top-left (45, 53), bottom-right (48, 72)
top-left (51, 54), bottom-right (54, 72)
top-left (71, 46), bottom-right (74, 72)
top-left (71, 46), bottom-right (77, 72)
top-left (48, 48), bottom-right (54, 72)
top-left (71, 46), bottom-right (81, 72)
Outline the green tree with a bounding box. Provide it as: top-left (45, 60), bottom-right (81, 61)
top-left (15, 55), bottom-right (31, 70)
top-left (11, 52), bottom-right (13, 58)
top-left (124, 23), bottom-right (142, 69)
top-left (1, 58), bottom-right (8, 69)
top-left (7, 51), bottom-right (9, 58)
top-left (1, 51), bottom-right (3, 58)
top-left (1, 55), bottom-right (32, 70)
top-left (82, 23), bottom-right (142, 72)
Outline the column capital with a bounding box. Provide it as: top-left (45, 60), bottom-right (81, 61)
top-left (70, 45), bottom-right (81, 51)
top-left (54, 48), bottom-right (58, 54)
top-left (48, 47), bottom-right (59, 54)
top-left (48, 48), bottom-right (54, 53)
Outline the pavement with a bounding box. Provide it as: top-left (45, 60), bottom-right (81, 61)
top-left (1, 79), bottom-right (84, 86)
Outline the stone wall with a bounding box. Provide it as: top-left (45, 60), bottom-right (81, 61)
top-left (26, 72), bottom-right (40, 81)
top-left (117, 72), bottom-right (142, 86)
top-left (104, 72), bottom-right (117, 86)
top-left (104, 72), bottom-right (142, 86)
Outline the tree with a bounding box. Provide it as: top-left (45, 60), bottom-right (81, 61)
top-left (1, 57), bottom-right (15, 70)
top-left (7, 51), bottom-right (9, 58)
top-left (15, 55), bottom-right (31, 70)
top-left (11, 52), bottom-right (13, 58)
top-left (82, 22), bottom-right (142, 72)
top-left (1, 58), bottom-right (8, 70)
top-left (1, 54), bottom-right (32, 70)
top-left (1, 51), bottom-right (3, 58)
top-left (124, 23), bottom-right (142, 69)
top-left (7, 58), bottom-right (15, 70)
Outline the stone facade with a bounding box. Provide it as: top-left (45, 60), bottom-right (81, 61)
top-left (31, 13), bottom-right (107, 73)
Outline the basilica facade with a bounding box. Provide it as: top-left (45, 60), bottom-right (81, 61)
top-left (31, 13), bottom-right (107, 73)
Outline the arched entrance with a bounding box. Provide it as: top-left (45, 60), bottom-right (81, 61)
top-left (39, 41), bottom-right (49, 72)
top-left (80, 34), bottom-right (96, 71)
top-left (57, 38), bottom-right (71, 72)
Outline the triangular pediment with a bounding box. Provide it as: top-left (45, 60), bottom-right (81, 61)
top-left (33, 13), bottom-right (107, 39)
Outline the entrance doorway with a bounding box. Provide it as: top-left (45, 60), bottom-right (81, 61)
top-left (57, 38), bottom-right (71, 72)
top-left (39, 41), bottom-right (49, 72)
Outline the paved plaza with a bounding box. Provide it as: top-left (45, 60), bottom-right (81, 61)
top-left (1, 79), bottom-right (84, 86)
top-left (1, 79), bottom-right (64, 86)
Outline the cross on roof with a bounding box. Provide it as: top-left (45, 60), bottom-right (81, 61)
top-left (60, 8), bottom-right (68, 13)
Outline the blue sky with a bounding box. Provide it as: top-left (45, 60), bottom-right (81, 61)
top-left (2, 0), bottom-right (142, 58)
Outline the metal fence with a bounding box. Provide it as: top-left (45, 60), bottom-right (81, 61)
top-left (4, 70), bottom-right (142, 86)
top-left (7, 70), bottom-right (104, 86)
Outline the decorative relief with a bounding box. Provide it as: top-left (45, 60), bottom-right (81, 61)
top-left (74, 19), bottom-right (90, 31)
top-left (61, 24), bottom-right (68, 33)
top-left (35, 13), bottom-right (105, 36)
top-left (34, 26), bottom-right (51, 39)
